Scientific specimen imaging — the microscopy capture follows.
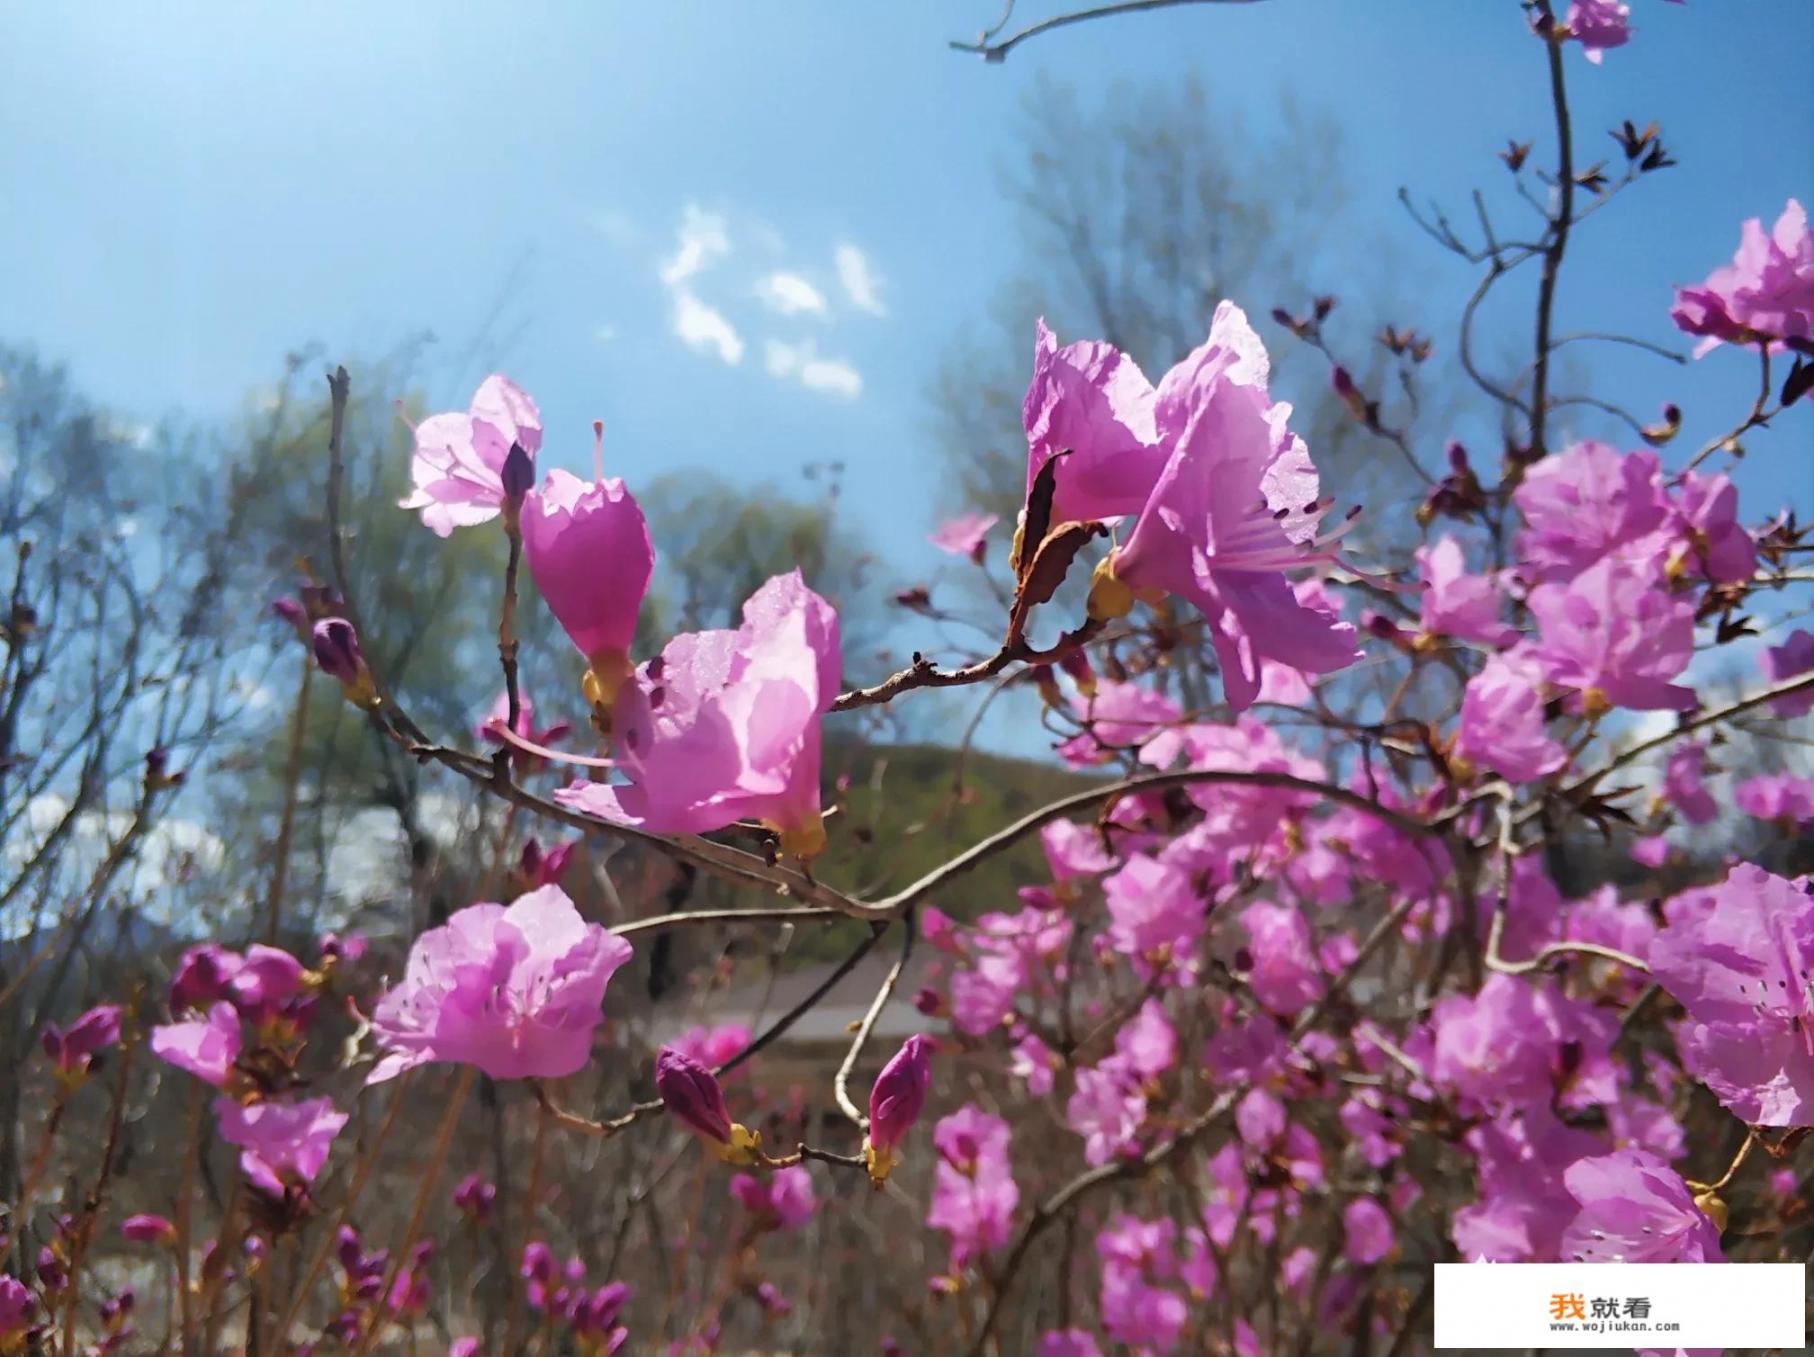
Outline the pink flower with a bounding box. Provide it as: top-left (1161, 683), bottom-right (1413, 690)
top-left (1092, 303), bottom-right (1358, 710)
top-left (1661, 742), bottom-right (1718, 824)
top-left (555, 571), bottom-right (840, 859)
top-left (1097, 1215), bottom-right (1189, 1351)
top-left (1066, 1061), bottom-right (1145, 1165)
top-left (1561, 1150), bottom-right (1723, 1262)
top-left (1562, 0), bottom-right (1630, 62)
top-left (1112, 1000), bottom-right (1177, 1080)
top-left (1343, 1198), bottom-right (1394, 1265)
top-left (228, 945), bottom-right (306, 1022)
top-left (865, 1035), bottom-right (933, 1183)
top-left (1513, 442), bottom-right (1665, 582)
top-left (0, 1277), bottom-right (36, 1342)
top-left (1102, 855), bottom-right (1205, 978)
top-left (120, 1214), bottom-right (176, 1246)
top-left (1528, 556), bottom-right (1695, 713)
top-left (927, 1106), bottom-right (1018, 1269)
top-left (368, 885), bottom-right (632, 1083)
top-left (1672, 200), bottom-right (1814, 355)
top-left (214, 1095), bottom-right (347, 1197)
top-left (1430, 975), bottom-right (1614, 1110)
top-left (1056, 679), bottom-right (1180, 767)
top-left (452, 1174), bottom-right (495, 1222)
top-left (169, 944), bottom-right (238, 1014)
top-left (1237, 901), bottom-right (1325, 1016)
top-left (1664, 471), bottom-right (1755, 586)
top-left (669, 1023), bottom-right (751, 1070)
top-left (1452, 646), bottom-right (1569, 784)
top-left (1649, 865), bottom-right (1814, 1125)
top-left (150, 1002), bottom-right (242, 1088)
top-left (40, 1004), bottom-right (121, 1081)
top-left (1037, 1332), bottom-right (1103, 1357)
top-left (520, 467), bottom-right (654, 703)
top-left (1735, 773), bottom-right (1814, 825)
top-left (729, 1166), bottom-right (816, 1230)
top-left (1040, 819), bottom-right (1114, 881)
top-left (1762, 629), bottom-right (1814, 717)
top-left (928, 511), bottom-right (1000, 563)
top-left (1452, 1106), bottom-right (1604, 1261)
top-left (1022, 319), bottom-right (1164, 527)
top-left (1011, 1032), bottom-right (1058, 1096)
top-left (1416, 535), bottom-right (1515, 648)
top-left (399, 375), bottom-right (542, 536)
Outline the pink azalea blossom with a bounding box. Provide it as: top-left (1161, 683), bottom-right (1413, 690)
top-left (1022, 319), bottom-right (1164, 526)
top-left (399, 375), bottom-right (542, 536)
top-left (1735, 773), bottom-right (1814, 825)
top-left (556, 571), bottom-right (840, 859)
top-left (668, 1023), bottom-right (751, 1070)
top-left (1513, 441), bottom-right (1665, 582)
top-left (1113, 999), bottom-right (1177, 1080)
top-left (368, 885), bottom-right (632, 1083)
top-left (1097, 1215), bottom-right (1189, 1352)
top-left (520, 467), bottom-right (654, 701)
top-left (1561, 1149), bottom-right (1723, 1262)
top-left (1528, 555), bottom-right (1696, 713)
top-left (1417, 535), bottom-right (1515, 648)
top-left (150, 1002), bottom-right (242, 1088)
top-left (1562, 0), bottom-right (1630, 62)
top-left (1066, 1060), bottom-right (1146, 1165)
top-left (927, 1106), bottom-right (1018, 1269)
top-left (40, 1004), bottom-right (121, 1080)
top-left (1056, 679), bottom-right (1180, 767)
top-left (1762, 628), bottom-right (1814, 717)
top-left (1011, 1031), bottom-right (1059, 1096)
top-left (1661, 742), bottom-right (1719, 824)
top-left (1096, 303), bottom-right (1358, 710)
top-left (1649, 865), bottom-right (1814, 1125)
top-left (1341, 1199), bottom-right (1393, 1266)
top-left (1237, 901), bottom-right (1325, 1016)
top-left (1430, 974), bottom-right (1614, 1110)
top-left (1453, 1106), bottom-right (1604, 1261)
top-left (1037, 1332), bottom-right (1103, 1357)
top-left (928, 511), bottom-right (999, 563)
top-left (1102, 854), bottom-right (1205, 978)
top-left (1672, 199), bottom-right (1814, 354)
top-left (1040, 818), bottom-right (1114, 881)
top-left (1452, 646), bottom-right (1569, 784)
top-left (214, 1095), bottom-right (347, 1197)
top-left (1664, 471), bottom-right (1755, 586)
top-left (729, 1166), bottom-right (816, 1230)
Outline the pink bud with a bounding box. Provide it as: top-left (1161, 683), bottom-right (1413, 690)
top-left (120, 1214), bottom-right (177, 1246)
top-left (654, 1047), bottom-right (732, 1145)
top-left (520, 470), bottom-right (653, 701)
top-left (867, 1035), bottom-right (932, 1155)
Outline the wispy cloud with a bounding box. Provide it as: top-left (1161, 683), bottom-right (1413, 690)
top-left (834, 243), bottom-right (887, 317)
top-left (674, 290), bottom-right (744, 365)
top-left (754, 270), bottom-right (828, 317)
top-left (765, 339), bottom-right (862, 400)
top-left (660, 204), bottom-right (730, 287)
top-left (658, 205), bottom-right (743, 364)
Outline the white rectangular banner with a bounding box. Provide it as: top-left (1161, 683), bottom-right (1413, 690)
top-left (1433, 1262), bottom-right (1806, 1349)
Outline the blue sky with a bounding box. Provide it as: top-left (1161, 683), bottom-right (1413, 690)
top-left (3, 1), bottom-right (1810, 622)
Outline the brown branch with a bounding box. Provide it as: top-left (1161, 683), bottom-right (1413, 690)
top-left (833, 911), bottom-right (916, 1128)
top-left (1527, 13), bottom-right (1575, 462)
top-left (830, 618), bottom-right (1101, 713)
top-left (949, 0), bottom-right (1263, 61)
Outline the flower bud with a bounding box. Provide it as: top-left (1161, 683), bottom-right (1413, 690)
top-left (655, 1047), bottom-right (762, 1165)
top-left (120, 1214), bottom-right (177, 1247)
top-left (1086, 554), bottom-right (1137, 622)
top-left (500, 441), bottom-right (536, 527)
top-left (864, 1035), bottom-right (932, 1186)
top-left (312, 618), bottom-right (378, 709)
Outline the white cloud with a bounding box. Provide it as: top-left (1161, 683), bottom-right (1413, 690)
top-left (834, 243), bottom-right (887, 317)
top-left (660, 204), bottom-right (731, 287)
top-left (673, 289), bottom-right (745, 366)
top-left (765, 339), bottom-right (862, 400)
top-left (594, 323), bottom-right (620, 344)
top-left (754, 271), bottom-right (828, 317)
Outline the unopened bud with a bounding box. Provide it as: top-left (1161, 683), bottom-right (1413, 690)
top-left (312, 618), bottom-right (378, 709)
